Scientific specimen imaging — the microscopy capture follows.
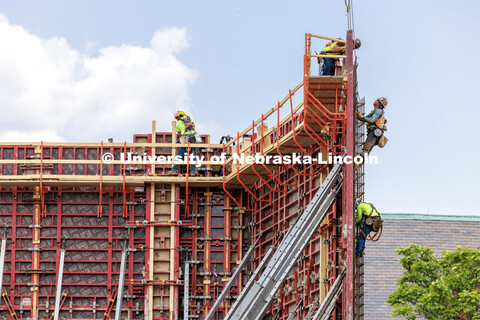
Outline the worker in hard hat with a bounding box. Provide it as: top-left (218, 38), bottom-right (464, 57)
top-left (357, 97), bottom-right (388, 156)
top-left (320, 38), bottom-right (361, 76)
top-left (355, 202), bottom-right (382, 257)
top-left (168, 110), bottom-right (199, 176)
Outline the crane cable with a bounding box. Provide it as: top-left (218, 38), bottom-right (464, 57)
top-left (345, 0), bottom-right (361, 108)
top-left (345, 0), bottom-right (357, 57)
top-left (345, 0), bottom-right (353, 30)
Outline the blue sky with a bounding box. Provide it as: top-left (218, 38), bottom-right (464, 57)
top-left (0, 0), bottom-right (479, 215)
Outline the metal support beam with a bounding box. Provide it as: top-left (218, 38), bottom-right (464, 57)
top-left (235, 246), bottom-right (275, 303)
top-left (184, 263), bottom-right (190, 320)
top-left (205, 236), bottom-right (263, 320)
top-left (312, 270), bottom-right (345, 320)
top-left (225, 163), bottom-right (343, 320)
top-left (115, 249), bottom-right (128, 320)
top-left (343, 29), bottom-right (355, 320)
top-left (0, 237), bottom-right (6, 293)
top-left (304, 304), bottom-right (317, 320)
top-left (53, 249), bottom-right (66, 320)
top-left (286, 300), bottom-right (302, 320)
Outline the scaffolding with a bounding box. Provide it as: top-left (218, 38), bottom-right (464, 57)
top-left (0, 30), bottom-right (362, 320)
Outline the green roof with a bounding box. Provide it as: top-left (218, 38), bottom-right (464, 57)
top-left (382, 213), bottom-right (480, 222)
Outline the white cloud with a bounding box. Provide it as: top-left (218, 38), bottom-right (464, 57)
top-left (0, 13), bottom-right (197, 142)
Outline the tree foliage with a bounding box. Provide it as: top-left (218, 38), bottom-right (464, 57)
top-left (387, 244), bottom-right (480, 320)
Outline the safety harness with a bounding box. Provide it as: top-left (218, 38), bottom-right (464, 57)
top-left (361, 203), bottom-right (383, 242)
top-left (366, 108), bottom-right (386, 132)
top-left (179, 116), bottom-right (196, 134)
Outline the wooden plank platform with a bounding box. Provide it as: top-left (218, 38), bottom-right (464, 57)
top-left (225, 123), bottom-right (324, 185)
top-left (0, 174), bottom-right (223, 187)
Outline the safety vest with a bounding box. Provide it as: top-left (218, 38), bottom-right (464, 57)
top-left (179, 116), bottom-right (196, 135)
top-left (375, 108), bottom-right (386, 130)
top-left (356, 202), bottom-right (380, 224)
top-left (322, 41), bottom-right (345, 55)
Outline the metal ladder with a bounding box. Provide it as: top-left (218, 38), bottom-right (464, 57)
top-left (224, 163), bottom-right (343, 320)
top-left (354, 96), bottom-right (366, 320)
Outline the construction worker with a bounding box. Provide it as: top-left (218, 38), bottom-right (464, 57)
top-left (320, 38), bottom-right (361, 76)
top-left (219, 135), bottom-right (232, 144)
top-left (357, 97), bottom-right (388, 156)
top-left (168, 110), bottom-right (199, 176)
top-left (355, 201), bottom-right (381, 257)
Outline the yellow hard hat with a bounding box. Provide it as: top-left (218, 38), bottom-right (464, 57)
top-left (174, 110), bottom-right (186, 119)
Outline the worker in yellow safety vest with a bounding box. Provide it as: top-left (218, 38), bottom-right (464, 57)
top-left (355, 202), bottom-right (382, 257)
top-left (320, 38), bottom-right (361, 76)
top-left (357, 97), bottom-right (388, 157)
top-left (168, 110), bottom-right (200, 176)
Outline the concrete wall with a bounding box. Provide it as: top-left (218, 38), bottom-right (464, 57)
top-left (363, 214), bottom-right (480, 319)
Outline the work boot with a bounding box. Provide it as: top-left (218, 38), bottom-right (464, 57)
top-left (168, 170), bottom-right (178, 176)
top-left (189, 172), bottom-right (199, 177)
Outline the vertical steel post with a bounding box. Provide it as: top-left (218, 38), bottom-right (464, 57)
top-left (11, 191), bottom-right (17, 298)
top-left (115, 249), bottom-right (128, 320)
top-left (343, 29), bottom-right (355, 320)
top-left (183, 263), bottom-right (189, 320)
top-left (172, 185), bottom-right (181, 319)
top-left (146, 181), bottom-right (155, 320)
top-left (53, 249), bottom-right (66, 320)
top-left (0, 237), bottom-right (6, 292)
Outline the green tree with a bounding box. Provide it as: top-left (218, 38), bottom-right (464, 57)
top-left (387, 244), bottom-right (480, 320)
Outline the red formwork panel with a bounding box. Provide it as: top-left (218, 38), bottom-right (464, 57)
top-left (140, 132), bottom-right (239, 319)
top-left (176, 188), bottom-right (246, 320)
top-left (211, 31), bottom-right (354, 319)
top-left (244, 145), bottom-right (345, 320)
top-left (0, 31), bottom-right (355, 320)
top-left (0, 141), bottom-right (340, 320)
top-left (0, 144), bottom-right (147, 319)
